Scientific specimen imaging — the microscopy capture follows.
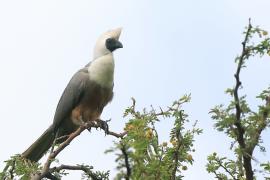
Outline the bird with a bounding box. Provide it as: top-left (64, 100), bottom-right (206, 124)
top-left (21, 28), bottom-right (123, 162)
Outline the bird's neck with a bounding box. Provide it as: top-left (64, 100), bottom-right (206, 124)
top-left (88, 53), bottom-right (114, 88)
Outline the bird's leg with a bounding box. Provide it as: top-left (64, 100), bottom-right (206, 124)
top-left (77, 116), bottom-right (86, 125)
top-left (77, 116), bottom-right (93, 132)
top-left (95, 118), bottom-right (110, 135)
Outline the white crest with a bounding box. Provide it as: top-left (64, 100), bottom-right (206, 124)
top-left (93, 28), bottom-right (122, 60)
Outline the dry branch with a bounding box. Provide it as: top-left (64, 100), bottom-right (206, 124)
top-left (31, 119), bottom-right (126, 180)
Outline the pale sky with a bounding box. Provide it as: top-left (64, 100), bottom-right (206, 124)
top-left (0, 0), bottom-right (270, 179)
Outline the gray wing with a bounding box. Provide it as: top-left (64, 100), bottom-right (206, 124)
top-left (52, 67), bottom-right (89, 131)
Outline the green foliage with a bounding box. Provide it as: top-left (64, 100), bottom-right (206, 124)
top-left (261, 162), bottom-right (270, 180)
top-left (107, 95), bottom-right (202, 180)
top-left (0, 154), bottom-right (41, 180)
top-left (0, 155), bottom-right (109, 180)
top-left (206, 153), bottom-right (244, 180)
top-left (207, 20), bottom-right (270, 180)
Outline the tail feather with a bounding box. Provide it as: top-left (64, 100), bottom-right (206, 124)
top-left (22, 126), bottom-right (55, 162)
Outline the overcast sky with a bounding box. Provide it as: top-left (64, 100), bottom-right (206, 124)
top-left (0, 0), bottom-right (270, 179)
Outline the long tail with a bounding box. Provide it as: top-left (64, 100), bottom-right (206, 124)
top-left (22, 125), bottom-right (55, 162)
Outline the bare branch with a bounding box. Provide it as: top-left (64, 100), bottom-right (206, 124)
top-left (31, 119), bottom-right (126, 180)
top-left (50, 164), bottom-right (102, 180)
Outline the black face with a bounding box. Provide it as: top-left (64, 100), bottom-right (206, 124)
top-left (105, 38), bottom-right (123, 52)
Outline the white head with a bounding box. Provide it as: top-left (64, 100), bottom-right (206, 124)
top-left (93, 28), bottom-right (123, 60)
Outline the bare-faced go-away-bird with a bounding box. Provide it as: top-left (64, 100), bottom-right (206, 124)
top-left (22, 28), bottom-right (123, 162)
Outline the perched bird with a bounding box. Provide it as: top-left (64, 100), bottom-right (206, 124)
top-left (22, 28), bottom-right (123, 162)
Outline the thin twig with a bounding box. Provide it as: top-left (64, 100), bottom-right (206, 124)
top-left (216, 159), bottom-right (237, 180)
top-left (107, 131), bottom-right (127, 138)
top-left (50, 164), bottom-right (101, 180)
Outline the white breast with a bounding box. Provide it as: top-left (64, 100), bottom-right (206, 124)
top-left (88, 53), bottom-right (114, 87)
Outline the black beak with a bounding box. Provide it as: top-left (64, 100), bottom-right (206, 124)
top-left (115, 40), bottom-right (123, 49)
top-left (106, 38), bottom-right (123, 52)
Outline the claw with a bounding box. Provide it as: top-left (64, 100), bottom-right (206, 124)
top-left (96, 119), bottom-right (109, 135)
top-left (87, 127), bottom-right (92, 132)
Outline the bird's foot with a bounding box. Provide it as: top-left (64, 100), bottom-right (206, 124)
top-left (77, 116), bottom-right (93, 132)
top-left (96, 119), bottom-right (110, 135)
